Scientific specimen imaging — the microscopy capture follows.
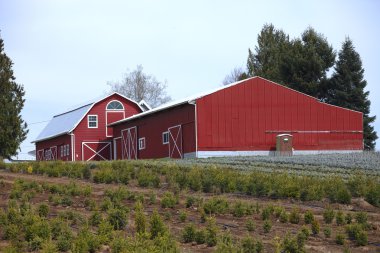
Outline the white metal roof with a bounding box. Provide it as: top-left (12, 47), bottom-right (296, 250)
top-left (109, 77), bottom-right (252, 126)
top-left (33, 104), bottom-right (92, 143)
top-left (33, 92), bottom-right (145, 143)
top-left (109, 76), bottom-right (362, 127)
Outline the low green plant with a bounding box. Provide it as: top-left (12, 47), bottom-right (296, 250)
top-left (134, 201), bottom-right (146, 234)
top-left (200, 209), bottom-right (206, 223)
top-left (335, 232), bottom-right (346, 245)
top-left (150, 209), bottom-right (166, 239)
top-left (336, 210), bottom-right (345, 225)
top-left (38, 203), bottom-right (49, 218)
top-left (108, 208), bottom-right (128, 230)
top-left (232, 201), bottom-right (246, 217)
top-left (179, 211), bottom-right (187, 222)
top-left (203, 197), bottom-right (229, 214)
top-left (263, 220), bottom-right (272, 233)
top-left (300, 226), bottom-right (310, 239)
top-left (345, 213), bottom-right (353, 224)
top-left (261, 205), bottom-right (274, 220)
top-left (311, 219), bottom-right (320, 235)
top-left (323, 206), bottom-right (335, 224)
top-left (346, 224), bottom-right (368, 246)
top-left (89, 211), bottom-right (103, 226)
top-left (355, 211), bottom-right (368, 225)
top-left (304, 210), bottom-right (314, 224)
top-left (246, 219), bottom-right (256, 232)
top-left (148, 191), bottom-right (157, 204)
top-left (289, 208), bottom-right (300, 224)
top-left (205, 217), bottom-right (218, 247)
top-left (280, 211), bottom-right (289, 223)
top-left (195, 229), bottom-right (206, 244)
top-left (280, 233), bottom-right (306, 253)
top-left (323, 227), bottom-right (332, 238)
top-left (182, 223), bottom-right (196, 243)
top-left (161, 191), bottom-right (177, 208)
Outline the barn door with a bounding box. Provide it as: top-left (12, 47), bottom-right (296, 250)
top-left (168, 125), bottom-right (182, 159)
top-left (50, 146), bottom-right (57, 160)
top-left (121, 126), bottom-right (137, 160)
top-left (82, 142), bottom-right (111, 161)
top-left (37, 149), bottom-right (44, 161)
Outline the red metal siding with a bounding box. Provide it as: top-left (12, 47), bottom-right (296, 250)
top-left (73, 94), bottom-right (141, 161)
top-left (112, 104), bottom-right (196, 159)
top-left (196, 77), bottom-right (363, 152)
top-left (35, 134), bottom-right (72, 161)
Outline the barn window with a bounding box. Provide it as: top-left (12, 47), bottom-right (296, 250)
top-left (88, 115), bottom-right (98, 128)
top-left (107, 100), bottom-right (124, 110)
top-left (61, 146), bottom-right (64, 157)
top-left (66, 144), bottom-right (70, 156)
top-left (139, 137), bottom-right (146, 150)
top-left (162, 132), bottom-right (169, 144)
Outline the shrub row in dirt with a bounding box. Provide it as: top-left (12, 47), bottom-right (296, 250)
top-left (2, 160), bottom-right (379, 206)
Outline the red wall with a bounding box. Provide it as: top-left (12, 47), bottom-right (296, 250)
top-left (36, 134), bottom-right (72, 161)
top-left (196, 77), bottom-right (363, 151)
top-left (112, 104), bottom-right (196, 159)
top-left (73, 94), bottom-right (142, 161)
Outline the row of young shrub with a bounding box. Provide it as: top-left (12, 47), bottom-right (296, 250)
top-left (0, 199), bottom-right (178, 252)
top-left (2, 160), bottom-right (379, 205)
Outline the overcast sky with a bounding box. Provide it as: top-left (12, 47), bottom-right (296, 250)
top-left (1, 0), bottom-right (379, 158)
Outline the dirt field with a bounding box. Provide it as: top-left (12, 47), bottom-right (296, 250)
top-left (0, 170), bottom-right (379, 253)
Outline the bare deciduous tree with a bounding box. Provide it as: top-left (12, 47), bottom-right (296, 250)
top-left (222, 67), bottom-right (247, 86)
top-left (108, 65), bottom-right (171, 108)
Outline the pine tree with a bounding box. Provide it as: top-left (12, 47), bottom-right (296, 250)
top-left (326, 38), bottom-right (377, 150)
top-left (247, 24), bottom-right (290, 84)
top-left (0, 34), bottom-right (28, 159)
top-left (246, 25), bottom-right (335, 98)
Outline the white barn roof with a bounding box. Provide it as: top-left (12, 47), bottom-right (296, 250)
top-left (33, 104), bottom-right (92, 143)
top-left (33, 92), bottom-right (145, 143)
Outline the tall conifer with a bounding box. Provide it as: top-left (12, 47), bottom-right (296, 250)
top-left (0, 34), bottom-right (28, 159)
top-left (326, 38), bottom-right (377, 150)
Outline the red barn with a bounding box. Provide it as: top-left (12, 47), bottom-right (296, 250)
top-left (110, 77), bottom-right (363, 159)
top-left (33, 93), bottom-right (145, 161)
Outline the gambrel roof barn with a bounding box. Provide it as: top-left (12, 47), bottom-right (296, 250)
top-left (34, 92), bottom-right (144, 161)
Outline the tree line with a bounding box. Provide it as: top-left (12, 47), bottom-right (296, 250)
top-left (223, 24), bottom-right (377, 150)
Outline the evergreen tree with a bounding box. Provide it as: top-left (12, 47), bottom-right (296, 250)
top-left (246, 24), bottom-right (335, 98)
top-left (247, 24), bottom-right (290, 84)
top-left (281, 27), bottom-right (335, 98)
top-left (0, 34), bottom-right (28, 159)
top-left (326, 38), bottom-right (377, 150)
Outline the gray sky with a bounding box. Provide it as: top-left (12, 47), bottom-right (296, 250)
top-left (1, 0), bottom-right (379, 158)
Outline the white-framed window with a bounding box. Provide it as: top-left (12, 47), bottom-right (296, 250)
top-left (162, 131), bottom-right (169, 144)
top-left (66, 144), bottom-right (70, 156)
top-left (139, 137), bottom-right (146, 150)
top-left (61, 146), bottom-right (64, 157)
top-left (88, 115), bottom-right (98, 128)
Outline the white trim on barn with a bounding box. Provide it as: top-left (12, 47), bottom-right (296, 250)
top-left (196, 150), bottom-right (363, 158)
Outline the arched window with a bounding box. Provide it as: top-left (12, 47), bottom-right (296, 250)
top-left (106, 100), bottom-right (124, 110)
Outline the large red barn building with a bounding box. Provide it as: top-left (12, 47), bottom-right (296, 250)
top-left (110, 77), bottom-right (363, 159)
top-left (34, 77), bottom-right (363, 161)
top-left (33, 93), bottom-right (146, 161)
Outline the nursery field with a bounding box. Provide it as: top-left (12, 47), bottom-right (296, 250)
top-left (0, 159), bottom-right (379, 253)
top-left (178, 152), bottom-right (380, 178)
